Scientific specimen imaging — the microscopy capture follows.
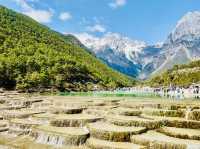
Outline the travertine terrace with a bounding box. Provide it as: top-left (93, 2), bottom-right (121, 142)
top-left (0, 91), bottom-right (200, 149)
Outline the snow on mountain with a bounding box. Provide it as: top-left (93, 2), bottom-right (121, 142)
top-left (73, 11), bottom-right (200, 79)
top-left (168, 11), bottom-right (200, 43)
top-left (74, 32), bottom-right (147, 77)
top-left (75, 32), bottom-right (146, 63)
top-left (152, 11), bottom-right (200, 76)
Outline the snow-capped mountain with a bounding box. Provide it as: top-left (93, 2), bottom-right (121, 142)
top-left (76, 32), bottom-right (146, 60)
top-left (74, 11), bottom-right (200, 79)
top-left (75, 32), bottom-right (146, 77)
top-left (168, 11), bottom-right (200, 43)
top-left (152, 11), bottom-right (200, 76)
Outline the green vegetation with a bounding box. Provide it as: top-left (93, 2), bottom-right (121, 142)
top-left (147, 60), bottom-right (200, 87)
top-left (0, 6), bottom-right (135, 92)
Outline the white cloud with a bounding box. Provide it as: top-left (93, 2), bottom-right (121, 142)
top-left (72, 32), bottom-right (101, 50)
top-left (109, 0), bottom-right (126, 9)
top-left (73, 32), bottom-right (99, 43)
top-left (13, 0), bottom-right (53, 23)
top-left (24, 9), bottom-right (53, 23)
top-left (86, 24), bottom-right (106, 33)
top-left (59, 12), bottom-right (72, 21)
top-left (14, 0), bottom-right (31, 10)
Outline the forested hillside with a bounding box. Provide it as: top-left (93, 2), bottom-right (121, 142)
top-left (0, 6), bottom-right (134, 92)
top-left (147, 60), bottom-right (200, 87)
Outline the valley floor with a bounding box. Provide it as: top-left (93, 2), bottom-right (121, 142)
top-left (0, 91), bottom-right (200, 149)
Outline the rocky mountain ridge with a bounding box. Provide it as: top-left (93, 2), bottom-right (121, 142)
top-left (75, 11), bottom-right (200, 79)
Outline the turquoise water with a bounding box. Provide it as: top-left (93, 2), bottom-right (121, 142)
top-left (59, 91), bottom-right (160, 98)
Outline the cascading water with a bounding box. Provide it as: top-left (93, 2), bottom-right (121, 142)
top-left (185, 107), bottom-right (192, 120)
top-left (35, 132), bottom-right (65, 147)
top-left (56, 136), bottom-right (65, 147)
top-left (36, 132), bottom-right (49, 144)
top-left (47, 136), bottom-right (57, 145)
top-left (69, 120), bottom-right (73, 127)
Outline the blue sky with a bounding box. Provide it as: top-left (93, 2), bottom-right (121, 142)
top-left (0, 0), bottom-right (200, 44)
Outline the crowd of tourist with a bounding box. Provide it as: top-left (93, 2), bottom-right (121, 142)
top-left (115, 83), bottom-right (200, 99)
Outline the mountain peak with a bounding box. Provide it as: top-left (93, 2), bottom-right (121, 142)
top-left (103, 32), bottom-right (146, 53)
top-left (75, 33), bottom-right (146, 59)
top-left (74, 11), bottom-right (200, 79)
top-left (170, 11), bottom-right (200, 42)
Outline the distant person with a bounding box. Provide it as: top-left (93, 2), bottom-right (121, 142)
top-left (196, 87), bottom-right (199, 99)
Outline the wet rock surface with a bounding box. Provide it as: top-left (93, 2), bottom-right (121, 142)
top-left (0, 92), bottom-right (200, 149)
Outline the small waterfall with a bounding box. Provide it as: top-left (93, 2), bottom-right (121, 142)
top-left (36, 132), bottom-right (49, 144)
top-left (8, 121), bottom-right (36, 136)
top-left (185, 107), bottom-right (192, 120)
top-left (47, 136), bottom-right (57, 145)
top-left (36, 132), bottom-right (64, 147)
top-left (56, 136), bottom-right (64, 147)
top-left (69, 120), bottom-right (73, 127)
top-left (80, 121), bottom-right (83, 127)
